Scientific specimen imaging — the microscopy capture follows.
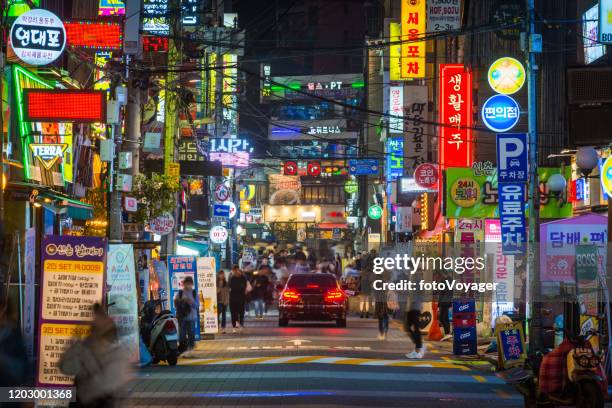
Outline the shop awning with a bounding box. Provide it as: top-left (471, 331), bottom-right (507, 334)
top-left (317, 222), bottom-right (348, 229)
top-left (41, 192), bottom-right (94, 221)
top-left (6, 182), bottom-right (93, 221)
top-left (177, 239), bottom-right (209, 255)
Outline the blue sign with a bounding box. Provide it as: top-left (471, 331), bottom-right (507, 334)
top-left (499, 183), bottom-right (527, 255)
top-left (386, 137), bottom-right (404, 180)
top-left (213, 203), bottom-right (230, 218)
top-left (576, 178), bottom-right (586, 201)
top-left (349, 159), bottom-right (379, 176)
top-left (482, 94), bottom-right (520, 133)
top-left (168, 256), bottom-right (201, 340)
top-left (599, 158), bottom-right (609, 200)
top-left (496, 133), bottom-right (528, 183)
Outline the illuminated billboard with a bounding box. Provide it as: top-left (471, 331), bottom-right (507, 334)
top-left (24, 90), bottom-right (106, 123)
top-left (401, 0), bottom-right (426, 78)
top-left (65, 20), bottom-right (122, 50)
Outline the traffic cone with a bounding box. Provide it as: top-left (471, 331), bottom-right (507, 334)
top-left (427, 302), bottom-right (444, 341)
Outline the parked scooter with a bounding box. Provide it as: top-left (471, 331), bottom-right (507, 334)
top-left (140, 299), bottom-right (180, 365)
top-left (497, 328), bottom-right (605, 408)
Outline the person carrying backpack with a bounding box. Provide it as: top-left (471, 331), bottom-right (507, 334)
top-left (174, 276), bottom-right (197, 353)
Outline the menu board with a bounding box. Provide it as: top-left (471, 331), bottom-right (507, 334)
top-left (38, 323), bottom-right (91, 385)
top-left (37, 235), bottom-right (107, 386)
top-left (495, 322), bottom-right (527, 369)
top-left (197, 257), bottom-right (218, 334)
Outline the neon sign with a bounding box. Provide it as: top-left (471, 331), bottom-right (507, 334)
top-left (30, 143), bottom-right (67, 169)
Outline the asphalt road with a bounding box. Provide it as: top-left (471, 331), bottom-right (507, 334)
top-left (124, 314), bottom-right (522, 407)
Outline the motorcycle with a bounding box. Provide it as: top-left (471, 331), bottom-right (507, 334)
top-left (140, 299), bottom-right (180, 365)
top-left (497, 328), bottom-right (605, 408)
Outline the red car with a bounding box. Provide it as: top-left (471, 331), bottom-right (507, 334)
top-left (278, 273), bottom-right (347, 327)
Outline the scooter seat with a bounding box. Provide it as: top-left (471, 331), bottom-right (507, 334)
top-left (496, 367), bottom-right (534, 383)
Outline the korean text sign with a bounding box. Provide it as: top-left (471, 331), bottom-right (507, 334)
top-left (38, 235), bottom-right (107, 386)
top-left (401, 0), bottom-right (426, 78)
top-left (498, 183), bottom-right (527, 254)
top-left (403, 85), bottom-right (429, 170)
top-left (168, 255), bottom-right (201, 340)
top-left (439, 65), bottom-right (472, 169)
top-left (496, 133), bottom-right (528, 183)
top-left (386, 137), bottom-right (404, 180)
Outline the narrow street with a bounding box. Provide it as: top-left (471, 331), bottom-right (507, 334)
top-left (125, 315), bottom-right (521, 407)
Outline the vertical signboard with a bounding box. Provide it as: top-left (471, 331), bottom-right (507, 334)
top-left (485, 219), bottom-right (514, 321)
top-left (389, 86), bottom-right (403, 134)
top-left (389, 22), bottom-right (403, 81)
top-left (401, 0), bottom-right (426, 78)
top-left (107, 244), bottom-right (140, 360)
top-left (38, 236), bottom-right (107, 386)
top-left (498, 183), bottom-right (527, 254)
top-left (439, 64), bottom-right (472, 169)
top-left (575, 245), bottom-right (599, 316)
top-left (23, 228), bottom-right (36, 359)
top-left (197, 257), bottom-right (219, 334)
top-left (496, 134), bottom-right (528, 183)
top-left (403, 85), bottom-right (429, 171)
top-left (168, 255), bottom-right (201, 340)
top-left (386, 137), bottom-right (404, 180)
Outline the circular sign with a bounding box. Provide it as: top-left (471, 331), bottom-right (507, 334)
top-left (227, 201), bottom-right (237, 219)
top-left (210, 225), bottom-right (229, 244)
top-left (488, 57), bottom-right (526, 95)
top-left (481, 94), bottom-right (520, 133)
top-left (307, 162), bottom-right (321, 177)
top-left (214, 183), bottom-right (230, 201)
top-left (450, 178), bottom-right (480, 208)
top-left (414, 163), bottom-right (439, 189)
top-left (368, 204), bottom-right (383, 220)
top-left (601, 156), bottom-right (612, 196)
top-left (10, 9), bottom-right (66, 66)
top-left (344, 180), bottom-right (358, 194)
top-left (147, 212), bottom-right (175, 236)
top-left (283, 161), bottom-right (297, 175)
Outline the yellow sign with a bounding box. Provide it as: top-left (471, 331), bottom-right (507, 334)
top-left (450, 178), bottom-right (480, 208)
top-left (168, 162), bottom-right (180, 181)
top-left (601, 156), bottom-right (612, 196)
top-left (495, 322), bottom-right (527, 369)
top-left (39, 323), bottom-right (91, 385)
top-left (389, 22), bottom-right (404, 81)
top-left (487, 57), bottom-right (526, 95)
top-left (401, 0), bottom-right (426, 79)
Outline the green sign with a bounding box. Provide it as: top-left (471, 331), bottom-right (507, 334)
top-left (576, 245), bottom-right (598, 282)
top-left (344, 180), bottom-right (358, 194)
top-left (7, 0), bottom-right (40, 18)
top-left (368, 205), bottom-right (383, 220)
top-left (445, 167), bottom-right (572, 219)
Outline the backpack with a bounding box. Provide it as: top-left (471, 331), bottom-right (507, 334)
top-left (176, 289), bottom-right (196, 319)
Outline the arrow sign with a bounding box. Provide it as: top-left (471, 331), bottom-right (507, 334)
top-left (286, 339), bottom-right (312, 347)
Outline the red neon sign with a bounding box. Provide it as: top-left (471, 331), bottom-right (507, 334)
top-left (24, 90), bottom-right (106, 123)
top-left (439, 64), bottom-right (472, 169)
top-left (64, 21), bottom-right (122, 50)
top-left (142, 36), bottom-right (169, 52)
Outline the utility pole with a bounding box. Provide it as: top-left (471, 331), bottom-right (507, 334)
top-left (526, 0), bottom-right (540, 350)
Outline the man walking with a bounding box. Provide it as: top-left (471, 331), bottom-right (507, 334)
top-left (174, 276), bottom-right (198, 354)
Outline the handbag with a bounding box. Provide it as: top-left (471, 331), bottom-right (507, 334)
top-left (245, 279), bottom-right (253, 294)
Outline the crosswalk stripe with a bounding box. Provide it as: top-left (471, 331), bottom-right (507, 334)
top-left (177, 355), bottom-right (472, 370)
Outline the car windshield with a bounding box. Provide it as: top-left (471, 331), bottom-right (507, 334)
top-left (287, 274), bottom-right (337, 289)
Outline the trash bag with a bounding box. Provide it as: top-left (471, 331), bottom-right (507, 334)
top-left (138, 336), bottom-right (152, 367)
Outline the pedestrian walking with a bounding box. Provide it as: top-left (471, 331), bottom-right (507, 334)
top-left (217, 271), bottom-right (230, 333)
top-left (60, 303), bottom-right (131, 408)
top-left (438, 271), bottom-right (453, 341)
top-left (173, 276), bottom-right (198, 354)
top-left (358, 249), bottom-right (376, 318)
top-left (405, 286), bottom-right (426, 359)
top-left (252, 266), bottom-right (270, 319)
top-left (229, 265), bottom-right (248, 333)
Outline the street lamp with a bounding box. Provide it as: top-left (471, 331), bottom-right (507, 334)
top-left (575, 146), bottom-right (599, 176)
top-left (546, 173), bottom-right (567, 206)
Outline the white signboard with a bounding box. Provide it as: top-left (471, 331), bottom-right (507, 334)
top-left (10, 8), bottom-right (66, 66)
top-left (403, 86), bottom-right (430, 170)
top-left (210, 225), bottom-right (229, 244)
top-left (147, 212), bottom-right (175, 235)
top-left (396, 206), bottom-right (413, 232)
top-left (389, 86), bottom-right (403, 134)
top-left (197, 257), bottom-right (218, 334)
top-left (600, 0), bottom-right (612, 43)
top-left (107, 244), bottom-right (140, 360)
top-left (427, 0), bottom-right (461, 32)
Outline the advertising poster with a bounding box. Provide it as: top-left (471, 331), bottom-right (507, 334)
top-left (575, 245), bottom-right (599, 316)
top-left (37, 235), bottom-right (107, 386)
top-left (23, 228), bottom-right (36, 360)
top-left (168, 256), bottom-right (201, 340)
top-left (540, 213), bottom-right (607, 282)
top-left (107, 244), bottom-right (140, 360)
top-left (197, 257), bottom-right (219, 334)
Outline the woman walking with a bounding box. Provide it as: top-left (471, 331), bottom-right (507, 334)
top-left (228, 265), bottom-right (248, 333)
top-left (217, 270), bottom-right (230, 333)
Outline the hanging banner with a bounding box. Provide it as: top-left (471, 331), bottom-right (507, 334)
top-left (23, 228), bottom-right (36, 360)
top-left (168, 255), bottom-right (201, 340)
top-left (439, 64), bottom-right (472, 169)
top-left (403, 85), bottom-right (429, 171)
top-left (401, 0), bottom-right (426, 78)
top-left (107, 244), bottom-right (140, 360)
top-left (38, 235), bottom-right (107, 386)
top-left (540, 213), bottom-right (608, 282)
top-left (427, 0), bottom-right (461, 32)
top-left (197, 257), bottom-right (219, 334)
